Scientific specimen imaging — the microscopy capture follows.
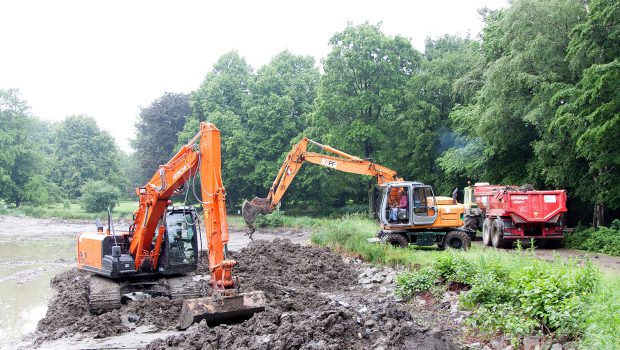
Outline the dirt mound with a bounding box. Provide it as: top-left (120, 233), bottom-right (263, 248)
top-left (35, 239), bottom-right (457, 349)
top-left (149, 239), bottom-right (457, 350)
top-left (34, 270), bottom-right (182, 344)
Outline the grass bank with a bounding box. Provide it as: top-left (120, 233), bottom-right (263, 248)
top-left (306, 214), bottom-right (620, 349)
top-left (0, 201), bottom-right (137, 221)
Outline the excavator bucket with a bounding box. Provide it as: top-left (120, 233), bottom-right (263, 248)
top-left (241, 197), bottom-right (273, 234)
top-left (179, 291), bottom-right (266, 329)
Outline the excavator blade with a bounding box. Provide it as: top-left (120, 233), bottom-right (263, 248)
top-left (241, 197), bottom-right (273, 234)
top-left (178, 291), bottom-right (266, 329)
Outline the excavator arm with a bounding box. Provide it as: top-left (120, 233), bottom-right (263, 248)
top-left (129, 122), bottom-right (233, 288)
top-left (242, 137), bottom-right (402, 231)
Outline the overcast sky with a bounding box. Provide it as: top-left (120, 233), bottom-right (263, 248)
top-left (0, 0), bottom-right (506, 152)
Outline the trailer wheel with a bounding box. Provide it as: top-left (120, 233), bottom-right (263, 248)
top-left (482, 218), bottom-right (493, 246)
top-left (381, 233), bottom-right (409, 248)
top-left (491, 219), bottom-right (512, 249)
top-left (443, 231), bottom-right (471, 251)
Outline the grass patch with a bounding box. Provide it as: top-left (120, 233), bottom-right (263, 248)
top-left (2, 201), bottom-right (137, 220)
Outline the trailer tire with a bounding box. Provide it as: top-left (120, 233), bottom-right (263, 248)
top-left (443, 231), bottom-right (471, 251)
top-left (381, 233), bottom-right (409, 248)
top-left (491, 219), bottom-right (512, 249)
top-left (482, 218), bottom-right (493, 246)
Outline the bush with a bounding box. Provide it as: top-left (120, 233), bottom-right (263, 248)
top-left (395, 249), bottom-right (600, 341)
top-left (254, 210), bottom-right (286, 228)
top-left (80, 181), bottom-right (120, 213)
top-left (565, 220), bottom-right (620, 256)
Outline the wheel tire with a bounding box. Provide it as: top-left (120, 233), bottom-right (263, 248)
top-left (381, 233), bottom-right (409, 248)
top-left (491, 219), bottom-right (512, 249)
top-left (482, 218), bottom-right (493, 246)
top-left (442, 231), bottom-right (471, 251)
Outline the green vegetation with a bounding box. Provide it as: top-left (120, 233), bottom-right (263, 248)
top-left (0, 201), bottom-right (137, 220)
top-left (80, 180), bottom-right (121, 213)
top-left (1, 0), bottom-right (618, 245)
top-left (309, 214), bottom-right (620, 348)
top-left (566, 220), bottom-right (620, 256)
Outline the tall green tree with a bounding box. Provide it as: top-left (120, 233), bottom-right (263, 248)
top-left (536, 0), bottom-right (620, 226)
top-left (440, 0), bottom-right (586, 185)
top-left (399, 35), bottom-right (483, 193)
top-left (131, 92), bottom-right (190, 183)
top-left (51, 115), bottom-right (126, 197)
top-left (0, 89), bottom-right (49, 206)
top-left (310, 23), bottom-right (420, 205)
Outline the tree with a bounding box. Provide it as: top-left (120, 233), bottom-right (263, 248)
top-left (537, 0), bottom-right (620, 227)
top-left (441, 0), bottom-right (586, 185)
top-left (311, 23), bottom-right (420, 206)
top-left (0, 89), bottom-right (48, 206)
top-left (400, 35), bottom-right (483, 193)
top-left (131, 92), bottom-right (190, 183)
top-left (51, 115), bottom-right (126, 197)
top-left (80, 180), bottom-right (121, 212)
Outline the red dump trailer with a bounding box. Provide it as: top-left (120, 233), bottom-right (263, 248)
top-left (463, 183), bottom-right (568, 249)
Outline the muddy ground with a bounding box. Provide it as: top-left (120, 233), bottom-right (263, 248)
top-left (6, 215), bottom-right (620, 349)
top-left (28, 239), bottom-right (460, 350)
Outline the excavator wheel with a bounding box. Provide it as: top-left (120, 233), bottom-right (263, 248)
top-left (442, 231), bottom-right (471, 251)
top-left (88, 275), bottom-right (122, 314)
top-left (381, 233), bottom-right (409, 248)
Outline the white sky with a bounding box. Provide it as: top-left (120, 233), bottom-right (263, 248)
top-left (0, 0), bottom-right (506, 153)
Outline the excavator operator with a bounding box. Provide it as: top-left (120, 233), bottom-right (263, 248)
top-left (389, 189), bottom-right (408, 222)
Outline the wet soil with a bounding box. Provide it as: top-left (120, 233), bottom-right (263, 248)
top-left (146, 239), bottom-right (457, 350)
top-left (32, 239), bottom-right (457, 350)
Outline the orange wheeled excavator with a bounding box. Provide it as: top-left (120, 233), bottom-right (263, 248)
top-left (77, 122), bottom-right (265, 328)
top-left (243, 137), bottom-right (474, 250)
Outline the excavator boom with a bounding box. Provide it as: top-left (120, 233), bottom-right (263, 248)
top-left (242, 137), bottom-right (401, 232)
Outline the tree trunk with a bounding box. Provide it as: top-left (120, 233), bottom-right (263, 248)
top-left (592, 202), bottom-right (604, 229)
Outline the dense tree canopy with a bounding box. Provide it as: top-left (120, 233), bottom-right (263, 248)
top-left (3, 0), bottom-right (619, 226)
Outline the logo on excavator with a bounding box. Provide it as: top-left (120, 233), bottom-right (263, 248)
top-left (173, 164), bottom-right (190, 181)
top-left (320, 159), bottom-right (337, 169)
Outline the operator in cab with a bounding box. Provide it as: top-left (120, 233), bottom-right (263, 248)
top-left (389, 189), bottom-right (408, 222)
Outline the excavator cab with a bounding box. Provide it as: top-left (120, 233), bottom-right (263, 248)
top-left (157, 206), bottom-right (199, 275)
top-left (378, 182), bottom-right (438, 226)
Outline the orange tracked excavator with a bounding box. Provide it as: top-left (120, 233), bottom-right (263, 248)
top-left (243, 137), bottom-right (473, 250)
top-left (77, 122), bottom-right (264, 328)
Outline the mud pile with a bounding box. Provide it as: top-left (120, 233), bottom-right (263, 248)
top-left (148, 239), bottom-right (457, 350)
top-left (34, 270), bottom-right (182, 344)
top-left (35, 239), bottom-right (457, 349)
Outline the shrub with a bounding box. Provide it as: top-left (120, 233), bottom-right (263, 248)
top-left (395, 250), bottom-right (600, 340)
top-left (254, 209), bottom-right (285, 228)
top-left (396, 266), bottom-right (439, 297)
top-left (80, 180), bottom-right (120, 213)
top-left (566, 221), bottom-right (620, 256)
